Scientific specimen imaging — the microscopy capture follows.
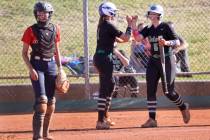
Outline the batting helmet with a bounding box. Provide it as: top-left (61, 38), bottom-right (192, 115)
top-left (147, 4), bottom-right (164, 18)
top-left (33, 1), bottom-right (54, 21)
top-left (98, 2), bottom-right (117, 17)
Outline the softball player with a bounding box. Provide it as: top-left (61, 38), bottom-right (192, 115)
top-left (112, 49), bottom-right (139, 98)
top-left (132, 4), bottom-right (190, 128)
top-left (93, 2), bottom-right (132, 129)
top-left (21, 2), bottom-right (62, 139)
top-left (167, 21), bottom-right (191, 75)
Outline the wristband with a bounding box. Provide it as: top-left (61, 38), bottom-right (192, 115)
top-left (125, 26), bottom-right (132, 36)
top-left (169, 40), bottom-right (177, 46)
top-left (132, 29), bottom-right (139, 38)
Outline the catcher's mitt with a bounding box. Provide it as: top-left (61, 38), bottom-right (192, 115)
top-left (56, 69), bottom-right (70, 93)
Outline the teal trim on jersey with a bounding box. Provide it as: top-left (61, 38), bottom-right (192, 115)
top-left (96, 49), bottom-right (112, 56)
top-left (96, 49), bottom-right (106, 54)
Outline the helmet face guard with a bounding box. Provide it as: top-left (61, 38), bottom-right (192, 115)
top-left (33, 1), bottom-right (54, 26)
top-left (98, 2), bottom-right (117, 17)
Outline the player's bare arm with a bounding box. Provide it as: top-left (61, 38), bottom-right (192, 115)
top-left (113, 48), bottom-right (129, 67)
top-left (118, 15), bottom-right (132, 42)
top-left (54, 42), bottom-right (62, 70)
top-left (22, 42), bottom-right (38, 81)
top-left (131, 15), bottom-right (144, 42)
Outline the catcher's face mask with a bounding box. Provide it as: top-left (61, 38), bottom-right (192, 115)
top-left (36, 11), bottom-right (50, 22)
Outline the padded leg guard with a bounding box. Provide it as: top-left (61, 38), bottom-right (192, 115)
top-left (33, 102), bottom-right (47, 139)
top-left (43, 97), bottom-right (56, 139)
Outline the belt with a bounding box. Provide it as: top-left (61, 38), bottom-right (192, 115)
top-left (33, 56), bottom-right (55, 61)
top-left (96, 49), bottom-right (112, 56)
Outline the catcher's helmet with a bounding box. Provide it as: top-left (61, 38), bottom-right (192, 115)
top-left (98, 2), bottom-right (117, 17)
top-left (33, 1), bottom-right (54, 20)
top-left (147, 4), bottom-right (164, 18)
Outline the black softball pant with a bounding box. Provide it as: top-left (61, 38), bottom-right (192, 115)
top-left (146, 55), bottom-right (186, 109)
top-left (146, 55), bottom-right (187, 120)
top-left (93, 54), bottom-right (115, 121)
top-left (175, 49), bottom-right (190, 72)
top-left (94, 54), bottom-right (114, 98)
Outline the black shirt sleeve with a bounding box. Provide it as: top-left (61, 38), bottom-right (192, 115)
top-left (107, 21), bottom-right (123, 38)
top-left (140, 26), bottom-right (149, 38)
top-left (165, 23), bottom-right (178, 40)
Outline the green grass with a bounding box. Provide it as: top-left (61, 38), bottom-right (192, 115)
top-left (0, 0), bottom-right (210, 84)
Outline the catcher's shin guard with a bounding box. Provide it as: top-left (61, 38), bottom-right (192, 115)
top-left (43, 97), bottom-right (56, 139)
top-left (33, 96), bottom-right (48, 140)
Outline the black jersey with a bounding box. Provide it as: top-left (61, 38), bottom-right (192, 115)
top-left (96, 20), bottom-right (123, 54)
top-left (140, 22), bottom-right (178, 56)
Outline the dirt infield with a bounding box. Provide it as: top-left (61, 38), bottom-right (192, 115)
top-left (0, 108), bottom-right (210, 140)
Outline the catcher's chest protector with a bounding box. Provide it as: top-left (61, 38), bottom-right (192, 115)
top-left (31, 23), bottom-right (56, 58)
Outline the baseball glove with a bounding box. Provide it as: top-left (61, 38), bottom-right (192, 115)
top-left (56, 69), bottom-right (70, 94)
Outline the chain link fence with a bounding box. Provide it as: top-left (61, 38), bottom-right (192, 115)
top-left (0, 0), bottom-right (210, 97)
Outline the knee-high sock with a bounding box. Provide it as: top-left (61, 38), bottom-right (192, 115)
top-left (97, 97), bottom-right (106, 122)
top-left (147, 100), bottom-right (157, 120)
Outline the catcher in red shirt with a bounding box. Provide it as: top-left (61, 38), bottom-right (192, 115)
top-left (21, 2), bottom-right (63, 140)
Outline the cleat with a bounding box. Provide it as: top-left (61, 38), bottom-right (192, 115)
top-left (105, 117), bottom-right (116, 126)
top-left (96, 121), bottom-right (110, 130)
top-left (181, 103), bottom-right (190, 124)
top-left (141, 118), bottom-right (157, 128)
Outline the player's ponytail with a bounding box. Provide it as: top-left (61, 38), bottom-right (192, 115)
top-left (97, 16), bottom-right (106, 31)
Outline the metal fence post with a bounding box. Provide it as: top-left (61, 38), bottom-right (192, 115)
top-left (83, 0), bottom-right (90, 99)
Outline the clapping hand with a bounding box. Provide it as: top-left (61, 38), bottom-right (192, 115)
top-left (126, 15), bottom-right (133, 26)
top-left (131, 15), bottom-right (138, 30)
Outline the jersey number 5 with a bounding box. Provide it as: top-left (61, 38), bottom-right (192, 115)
top-left (153, 43), bottom-right (159, 52)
